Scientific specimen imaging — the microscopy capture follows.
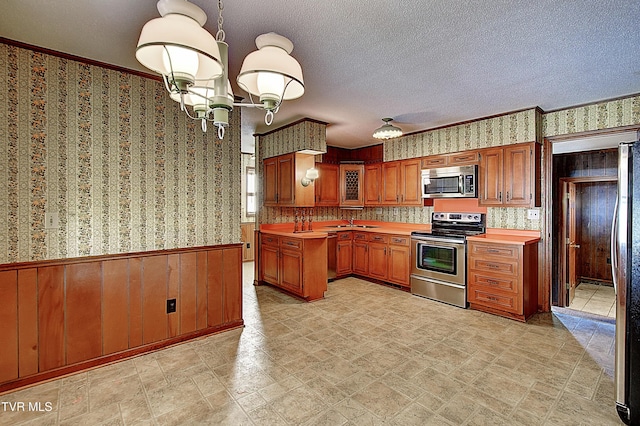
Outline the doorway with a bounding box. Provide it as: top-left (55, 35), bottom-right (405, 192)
top-left (559, 176), bottom-right (617, 316)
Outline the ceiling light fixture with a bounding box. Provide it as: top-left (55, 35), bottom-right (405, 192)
top-left (372, 118), bottom-right (403, 140)
top-left (136, 0), bottom-right (305, 139)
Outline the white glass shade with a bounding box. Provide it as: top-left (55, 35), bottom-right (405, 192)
top-left (136, 13), bottom-right (223, 82)
top-left (162, 45), bottom-right (199, 81)
top-left (237, 33), bottom-right (304, 101)
top-left (373, 119), bottom-right (403, 140)
top-left (305, 168), bottom-right (319, 180)
top-left (256, 72), bottom-right (286, 102)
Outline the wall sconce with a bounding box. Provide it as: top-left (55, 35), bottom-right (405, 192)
top-left (301, 167), bottom-right (319, 187)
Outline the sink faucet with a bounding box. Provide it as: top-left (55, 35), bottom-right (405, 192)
top-left (349, 217), bottom-right (354, 226)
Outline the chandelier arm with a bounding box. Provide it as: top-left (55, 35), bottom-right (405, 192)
top-left (216, 0), bottom-right (225, 41)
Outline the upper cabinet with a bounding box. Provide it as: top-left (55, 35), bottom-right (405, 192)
top-left (364, 164), bottom-right (382, 206)
top-left (478, 142), bottom-right (540, 207)
top-left (263, 152), bottom-right (315, 207)
top-left (421, 151), bottom-right (479, 168)
top-left (314, 163), bottom-right (340, 206)
top-left (340, 164), bottom-right (365, 207)
top-left (381, 159), bottom-right (422, 206)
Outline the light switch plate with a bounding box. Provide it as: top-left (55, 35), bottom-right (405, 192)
top-left (45, 212), bottom-right (59, 229)
top-left (527, 209), bottom-right (540, 220)
top-left (393, 207), bottom-right (399, 216)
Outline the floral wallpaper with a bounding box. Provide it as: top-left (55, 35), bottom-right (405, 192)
top-left (384, 108), bottom-right (541, 161)
top-left (258, 119), bottom-right (327, 159)
top-left (0, 43), bottom-right (241, 264)
top-left (543, 95), bottom-right (640, 137)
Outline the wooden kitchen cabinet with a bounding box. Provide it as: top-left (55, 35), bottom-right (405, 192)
top-left (368, 234), bottom-right (389, 281)
top-left (259, 233), bottom-right (327, 301)
top-left (467, 239), bottom-right (539, 322)
top-left (263, 152), bottom-right (315, 207)
top-left (336, 232), bottom-right (353, 277)
top-left (340, 164), bottom-right (365, 207)
top-left (314, 163), bottom-right (340, 206)
top-left (478, 142), bottom-right (540, 207)
top-left (421, 155), bottom-right (447, 168)
top-left (364, 164), bottom-right (382, 205)
top-left (387, 235), bottom-right (410, 287)
top-left (352, 232), bottom-right (369, 275)
top-left (421, 151), bottom-right (479, 168)
top-left (381, 159), bottom-right (421, 206)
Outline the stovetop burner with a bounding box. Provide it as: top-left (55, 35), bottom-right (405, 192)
top-left (411, 212), bottom-right (486, 240)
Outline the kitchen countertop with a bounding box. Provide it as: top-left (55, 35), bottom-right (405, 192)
top-left (260, 221), bottom-right (429, 238)
top-left (467, 231), bottom-right (540, 245)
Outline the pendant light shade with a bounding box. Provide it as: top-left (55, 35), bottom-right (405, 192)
top-left (373, 118), bottom-right (403, 140)
top-left (237, 32), bottom-right (305, 107)
top-left (136, 1), bottom-right (223, 90)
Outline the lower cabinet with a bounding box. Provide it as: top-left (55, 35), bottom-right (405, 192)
top-left (467, 239), bottom-right (539, 322)
top-left (259, 233), bottom-right (327, 301)
top-left (336, 232), bottom-right (353, 276)
top-left (351, 232), bottom-right (410, 288)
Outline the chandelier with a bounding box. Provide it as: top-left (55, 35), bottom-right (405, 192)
top-left (372, 118), bottom-right (403, 140)
top-left (136, 0), bottom-right (305, 139)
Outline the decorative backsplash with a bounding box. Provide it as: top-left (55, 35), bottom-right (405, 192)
top-left (0, 43), bottom-right (241, 264)
top-left (543, 95), bottom-right (640, 137)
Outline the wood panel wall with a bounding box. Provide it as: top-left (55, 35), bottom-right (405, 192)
top-left (0, 244), bottom-right (243, 392)
top-left (576, 181), bottom-right (616, 283)
top-left (322, 144), bottom-right (384, 164)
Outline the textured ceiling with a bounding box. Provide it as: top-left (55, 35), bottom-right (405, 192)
top-left (1, 0), bottom-right (639, 150)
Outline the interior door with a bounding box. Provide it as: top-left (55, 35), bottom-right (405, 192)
top-left (567, 182), bottom-right (579, 304)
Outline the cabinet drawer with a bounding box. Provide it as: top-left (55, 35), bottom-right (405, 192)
top-left (353, 232), bottom-right (368, 241)
top-left (280, 238), bottom-right (302, 250)
top-left (422, 156), bottom-right (447, 168)
top-left (389, 235), bottom-right (410, 246)
top-left (368, 234), bottom-right (389, 244)
top-left (469, 272), bottom-right (518, 294)
top-left (468, 288), bottom-right (519, 314)
top-left (262, 235), bottom-right (279, 246)
top-left (338, 231), bottom-right (352, 240)
top-left (470, 243), bottom-right (519, 260)
top-left (469, 257), bottom-right (518, 276)
top-left (449, 151), bottom-right (479, 165)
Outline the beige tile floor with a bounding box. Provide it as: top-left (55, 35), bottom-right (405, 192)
top-left (569, 282), bottom-right (616, 319)
top-left (1, 263), bottom-right (621, 425)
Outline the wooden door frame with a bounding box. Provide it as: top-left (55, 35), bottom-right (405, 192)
top-left (557, 176), bottom-right (617, 306)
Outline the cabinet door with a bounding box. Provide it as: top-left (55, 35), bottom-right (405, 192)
top-left (315, 163), bottom-right (340, 206)
top-left (261, 244), bottom-right (279, 285)
top-left (479, 148), bottom-right (503, 205)
top-left (277, 153), bottom-right (295, 205)
top-left (340, 164), bottom-right (364, 206)
top-left (337, 240), bottom-right (353, 275)
top-left (448, 151), bottom-right (479, 166)
top-left (280, 249), bottom-right (303, 294)
top-left (388, 244), bottom-right (410, 287)
top-left (400, 159), bottom-right (422, 205)
top-left (364, 164), bottom-right (382, 205)
top-left (368, 243), bottom-right (388, 280)
top-left (263, 157), bottom-right (278, 206)
top-left (352, 242), bottom-right (369, 275)
top-left (422, 155), bottom-right (447, 168)
top-left (504, 145), bottom-right (531, 206)
top-left (381, 161), bottom-right (400, 205)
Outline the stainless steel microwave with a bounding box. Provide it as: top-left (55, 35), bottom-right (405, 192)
top-left (421, 165), bottom-right (477, 198)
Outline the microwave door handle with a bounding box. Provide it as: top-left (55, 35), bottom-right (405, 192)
top-left (458, 175), bottom-right (464, 194)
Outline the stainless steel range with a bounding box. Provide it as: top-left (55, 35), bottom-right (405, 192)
top-left (410, 212), bottom-right (485, 308)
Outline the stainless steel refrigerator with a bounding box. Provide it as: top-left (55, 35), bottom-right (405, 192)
top-left (614, 139), bottom-right (640, 424)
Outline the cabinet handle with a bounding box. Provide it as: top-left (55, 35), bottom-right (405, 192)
top-left (487, 279), bottom-right (499, 285)
top-left (396, 195), bottom-right (399, 203)
top-left (378, 195), bottom-right (381, 202)
top-left (457, 155), bottom-right (472, 161)
top-left (384, 247), bottom-right (387, 255)
top-left (486, 263), bottom-right (500, 269)
top-left (499, 192), bottom-right (502, 202)
top-left (486, 249), bottom-right (500, 253)
top-left (506, 191), bottom-right (510, 202)
top-left (487, 296), bottom-right (499, 302)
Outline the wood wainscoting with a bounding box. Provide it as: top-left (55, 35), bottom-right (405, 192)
top-left (0, 244), bottom-right (243, 393)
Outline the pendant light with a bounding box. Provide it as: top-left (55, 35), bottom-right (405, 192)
top-left (135, 0), bottom-right (305, 139)
top-left (373, 118), bottom-right (403, 140)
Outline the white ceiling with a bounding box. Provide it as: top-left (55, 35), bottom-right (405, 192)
top-left (1, 1), bottom-right (639, 151)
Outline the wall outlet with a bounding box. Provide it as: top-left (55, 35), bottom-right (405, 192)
top-left (393, 207), bottom-right (399, 216)
top-left (527, 209), bottom-right (540, 220)
top-left (45, 212), bottom-right (59, 229)
top-left (166, 298), bottom-right (177, 314)
top-left (375, 208), bottom-right (382, 215)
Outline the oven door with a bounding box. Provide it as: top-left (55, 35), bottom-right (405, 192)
top-left (411, 237), bottom-right (466, 286)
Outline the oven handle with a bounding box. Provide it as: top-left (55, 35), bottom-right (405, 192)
top-left (411, 236), bottom-right (466, 245)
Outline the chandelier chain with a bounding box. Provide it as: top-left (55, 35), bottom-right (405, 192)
top-left (216, 0), bottom-right (225, 41)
